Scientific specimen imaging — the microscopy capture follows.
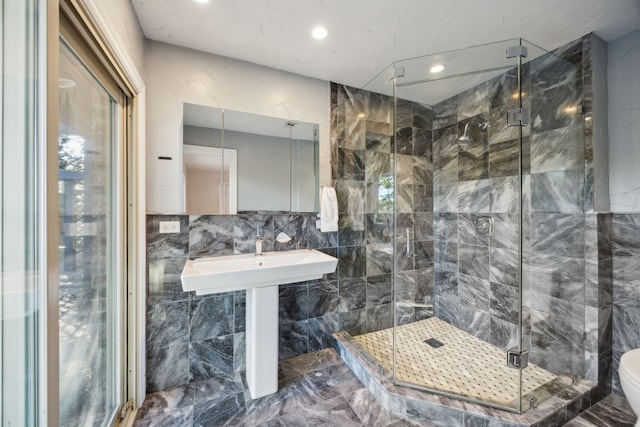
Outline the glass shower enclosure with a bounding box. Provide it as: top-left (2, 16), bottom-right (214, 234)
top-left (345, 38), bottom-right (587, 413)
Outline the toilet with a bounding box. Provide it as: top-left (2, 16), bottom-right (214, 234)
top-left (620, 348), bottom-right (640, 426)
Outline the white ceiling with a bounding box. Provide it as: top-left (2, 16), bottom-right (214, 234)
top-left (131, 0), bottom-right (640, 93)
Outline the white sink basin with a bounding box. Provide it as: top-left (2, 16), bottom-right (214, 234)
top-left (181, 249), bottom-right (338, 295)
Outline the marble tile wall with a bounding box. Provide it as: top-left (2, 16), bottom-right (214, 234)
top-left (145, 213), bottom-right (338, 393)
top-left (611, 214), bottom-right (640, 394)
top-left (330, 83), bottom-right (434, 335)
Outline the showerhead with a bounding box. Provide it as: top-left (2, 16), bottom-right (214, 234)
top-left (457, 123), bottom-right (473, 147)
top-left (457, 122), bottom-right (488, 147)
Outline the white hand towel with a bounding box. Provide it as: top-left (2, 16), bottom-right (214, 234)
top-left (320, 186), bottom-right (339, 232)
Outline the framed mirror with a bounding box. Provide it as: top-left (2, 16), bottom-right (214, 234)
top-left (182, 104), bottom-right (319, 214)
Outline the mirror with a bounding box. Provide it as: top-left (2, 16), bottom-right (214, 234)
top-left (182, 104), bottom-right (319, 214)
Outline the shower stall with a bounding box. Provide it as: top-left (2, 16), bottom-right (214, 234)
top-left (333, 38), bottom-right (589, 413)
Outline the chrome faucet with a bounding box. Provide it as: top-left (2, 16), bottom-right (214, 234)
top-left (255, 225), bottom-right (263, 256)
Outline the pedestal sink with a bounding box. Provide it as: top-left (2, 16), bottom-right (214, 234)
top-left (181, 249), bottom-right (338, 399)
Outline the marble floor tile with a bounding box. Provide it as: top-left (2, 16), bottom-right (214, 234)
top-left (564, 393), bottom-right (637, 427)
top-left (135, 348), bottom-right (431, 427)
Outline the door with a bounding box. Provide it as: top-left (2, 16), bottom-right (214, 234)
top-left (58, 28), bottom-right (128, 426)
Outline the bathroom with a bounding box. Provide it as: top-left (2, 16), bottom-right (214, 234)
top-left (3, 1), bottom-right (640, 426)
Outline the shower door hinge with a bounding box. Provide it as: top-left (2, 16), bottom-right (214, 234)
top-left (507, 349), bottom-right (529, 369)
top-left (392, 66), bottom-right (405, 79)
top-left (506, 45), bottom-right (528, 58)
top-left (507, 108), bottom-right (529, 127)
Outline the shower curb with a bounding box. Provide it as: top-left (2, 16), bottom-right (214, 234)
top-left (333, 331), bottom-right (601, 427)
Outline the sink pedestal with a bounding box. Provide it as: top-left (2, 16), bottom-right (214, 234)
top-left (246, 285), bottom-right (278, 399)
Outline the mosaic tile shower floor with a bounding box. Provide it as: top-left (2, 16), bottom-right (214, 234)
top-left (352, 317), bottom-right (558, 407)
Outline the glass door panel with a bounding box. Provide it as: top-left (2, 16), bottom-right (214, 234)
top-left (58, 38), bottom-right (122, 426)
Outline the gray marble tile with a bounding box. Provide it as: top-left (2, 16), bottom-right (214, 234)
top-left (458, 243), bottom-right (490, 281)
top-left (530, 126), bottom-right (582, 174)
top-left (414, 127), bottom-right (433, 158)
top-left (489, 247), bottom-right (518, 287)
top-left (458, 179), bottom-right (491, 213)
top-left (367, 244), bottom-right (393, 276)
top-left (234, 291), bottom-right (245, 333)
top-left (489, 316), bottom-right (518, 351)
top-left (347, 387), bottom-right (403, 427)
top-left (192, 392), bottom-right (246, 427)
top-left (434, 213), bottom-right (458, 242)
top-left (414, 183), bottom-right (433, 213)
top-left (233, 332), bottom-right (245, 372)
top-left (366, 213), bottom-right (393, 244)
top-left (308, 280), bottom-right (338, 318)
top-left (530, 170), bottom-right (584, 213)
top-left (366, 150), bottom-right (392, 182)
top-left (189, 294), bottom-right (234, 342)
top-left (337, 180), bottom-right (366, 215)
top-left (339, 308), bottom-right (369, 336)
top-left (135, 406), bottom-right (193, 427)
top-left (490, 214), bottom-right (519, 251)
top-left (189, 334), bottom-right (235, 381)
top-left (279, 320), bottom-right (309, 360)
top-left (530, 50), bottom-right (580, 93)
top-left (307, 313), bottom-right (339, 352)
top-left (273, 214), bottom-right (309, 251)
top-left (194, 371), bottom-right (244, 404)
top-left (147, 257), bottom-right (189, 303)
top-left (414, 154), bottom-right (432, 186)
top-left (395, 126), bottom-right (414, 155)
top-left (366, 179), bottom-right (394, 214)
top-left (458, 273), bottom-right (490, 311)
top-left (366, 131), bottom-right (391, 153)
top-left (136, 383), bottom-right (194, 423)
top-left (458, 82), bottom-right (489, 120)
top-left (369, 303), bottom-right (394, 331)
top-left (339, 214), bottom-right (366, 246)
top-left (530, 213), bottom-right (585, 260)
top-left (339, 148), bottom-right (366, 181)
top-left (415, 240), bottom-right (434, 270)
top-left (146, 342), bottom-right (190, 393)
top-left (489, 138), bottom-right (520, 178)
top-left (279, 282), bottom-right (309, 322)
top-left (338, 245), bottom-right (366, 279)
top-left (415, 212), bottom-right (434, 241)
top-left (234, 213), bottom-right (275, 254)
top-left (396, 270), bottom-right (417, 303)
top-left (489, 282), bottom-right (519, 323)
top-left (367, 274), bottom-right (392, 307)
top-left (189, 215), bottom-right (234, 258)
top-left (306, 218), bottom-right (338, 250)
top-left (434, 183), bottom-right (459, 212)
top-left (530, 81), bottom-right (582, 133)
top-left (147, 215), bottom-right (190, 260)
top-left (490, 176), bottom-right (519, 214)
top-left (147, 301), bottom-right (189, 351)
top-left (339, 277), bottom-right (366, 313)
top-left (405, 396), bottom-right (465, 427)
top-left (458, 214), bottom-right (490, 247)
top-left (433, 96), bottom-right (458, 129)
top-left (434, 239), bottom-right (458, 274)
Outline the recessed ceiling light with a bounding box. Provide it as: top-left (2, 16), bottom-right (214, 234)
top-left (430, 64), bottom-right (444, 73)
top-left (194, 0), bottom-right (209, 3)
top-left (312, 26), bottom-right (328, 40)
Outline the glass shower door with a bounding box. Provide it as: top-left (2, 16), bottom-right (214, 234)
top-left (384, 39), bottom-right (580, 413)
